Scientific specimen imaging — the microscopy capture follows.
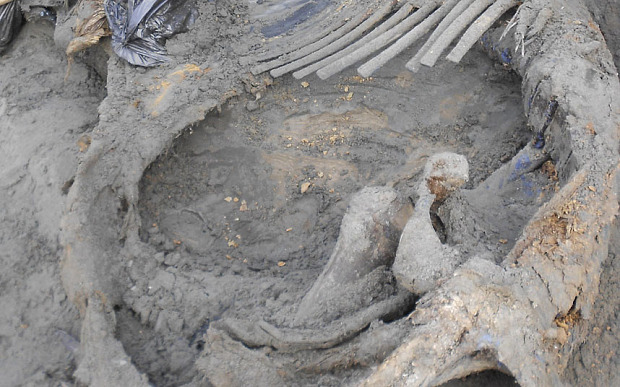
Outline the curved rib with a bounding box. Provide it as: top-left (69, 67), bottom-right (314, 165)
top-left (357, 0), bottom-right (459, 78)
top-left (251, 3), bottom-right (379, 75)
top-left (270, 0), bottom-right (400, 78)
top-left (419, 0), bottom-right (495, 68)
top-left (294, 0), bottom-right (418, 79)
top-left (446, 0), bottom-right (519, 64)
top-left (406, 0), bottom-right (476, 72)
top-left (317, 1), bottom-right (441, 80)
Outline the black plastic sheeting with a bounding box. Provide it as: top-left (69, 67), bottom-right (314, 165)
top-left (0, 1), bottom-right (23, 54)
top-left (103, 0), bottom-right (196, 67)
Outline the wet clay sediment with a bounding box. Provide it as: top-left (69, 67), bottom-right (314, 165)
top-left (0, 0), bottom-right (618, 386)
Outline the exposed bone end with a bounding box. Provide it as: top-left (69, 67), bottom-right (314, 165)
top-left (422, 152), bottom-right (469, 200)
top-left (394, 153), bottom-right (469, 294)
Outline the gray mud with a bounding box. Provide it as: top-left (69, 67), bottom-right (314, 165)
top-left (0, 1), bottom-right (618, 386)
top-left (0, 21), bottom-right (105, 385)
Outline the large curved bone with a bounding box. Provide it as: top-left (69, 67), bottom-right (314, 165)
top-left (362, 0), bottom-right (620, 384)
top-left (294, 186), bottom-right (413, 325)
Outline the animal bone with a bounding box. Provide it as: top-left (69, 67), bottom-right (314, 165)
top-left (393, 152), bottom-right (469, 294)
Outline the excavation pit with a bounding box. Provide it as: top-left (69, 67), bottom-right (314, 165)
top-left (130, 43), bottom-right (552, 385)
top-left (1, 1), bottom-right (617, 386)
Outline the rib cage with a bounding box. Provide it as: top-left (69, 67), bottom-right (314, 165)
top-left (252, 0), bottom-right (520, 79)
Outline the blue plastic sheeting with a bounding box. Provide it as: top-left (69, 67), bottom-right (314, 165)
top-left (261, 0), bottom-right (331, 38)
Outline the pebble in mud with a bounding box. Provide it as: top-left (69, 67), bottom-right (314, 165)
top-left (164, 252), bottom-right (181, 266)
top-left (246, 100), bottom-right (259, 111)
top-left (148, 271), bottom-right (176, 294)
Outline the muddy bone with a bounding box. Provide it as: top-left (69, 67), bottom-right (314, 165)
top-left (295, 186), bottom-right (413, 325)
top-left (393, 152), bottom-right (469, 294)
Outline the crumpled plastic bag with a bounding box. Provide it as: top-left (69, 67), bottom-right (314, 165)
top-left (0, 0), bottom-right (23, 54)
top-left (103, 0), bottom-right (196, 67)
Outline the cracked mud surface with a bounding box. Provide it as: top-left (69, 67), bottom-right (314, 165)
top-left (1, 1), bottom-right (618, 386)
